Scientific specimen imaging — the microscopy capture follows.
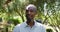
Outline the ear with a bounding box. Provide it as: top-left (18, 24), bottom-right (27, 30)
top-left (34, 12), bottom-right (37, 16)
top-left (35, 11), bottom-right (37, 15)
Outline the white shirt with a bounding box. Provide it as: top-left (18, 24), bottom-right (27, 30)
top-left (13, 21), bottom-right (46, 32)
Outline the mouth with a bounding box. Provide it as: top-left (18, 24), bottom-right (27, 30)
top-left (26, 14), bottom-right (32, 20)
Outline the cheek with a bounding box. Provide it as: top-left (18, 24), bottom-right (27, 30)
top-left (31, 14), bottom-right (36, 17)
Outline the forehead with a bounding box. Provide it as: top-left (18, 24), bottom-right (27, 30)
top-left (26, 10), bottom-right (36, 13)
top-left (26, 4), bottom-right (37, 12)
top-left (28, 7), bottom-right (36, 12)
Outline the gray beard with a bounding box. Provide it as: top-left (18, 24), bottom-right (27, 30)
top-left (26, 14), bottom-right (34, 23)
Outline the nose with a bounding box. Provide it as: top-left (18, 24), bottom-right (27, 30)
top-left (28, 11), bottom-right (31, 14)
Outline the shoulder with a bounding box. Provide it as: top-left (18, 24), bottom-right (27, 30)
top-left (15, 22), bottom-right (25, 28)
top-left (13, 24), bottom-right (21, 32)
top-left (36, 22), bottom-right (44, 26)
top-left (13, 24), bottom-right (21, 30)
top-left (13, 22), bottom-right (26, 29)
top-left (36, 22), bottom-right (46, 32)
top-left (36, 22), bottom-right (46, 29)
top-left (13, 22), bottom-right (25, 32)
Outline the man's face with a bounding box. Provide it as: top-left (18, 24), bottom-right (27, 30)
top-left (26, 10), bottom-right (36, 21)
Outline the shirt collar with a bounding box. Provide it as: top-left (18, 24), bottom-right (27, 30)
top-left (24, 20), bottom-right (37, 28)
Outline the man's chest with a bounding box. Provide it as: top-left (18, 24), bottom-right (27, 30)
top-left (19, 27), bottom-right (41, 32)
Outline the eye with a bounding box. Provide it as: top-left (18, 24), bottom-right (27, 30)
top-left (26, 10), bottom-right (29, 12)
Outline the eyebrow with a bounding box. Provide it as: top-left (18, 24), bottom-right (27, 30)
top-left (26, 10), bottom-right (36, 12)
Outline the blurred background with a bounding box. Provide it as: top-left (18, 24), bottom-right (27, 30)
top-left (0, 0), bottom-right (60, 32)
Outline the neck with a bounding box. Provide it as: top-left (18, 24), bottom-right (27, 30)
top-left (26, 20), bottom-right (35, 28)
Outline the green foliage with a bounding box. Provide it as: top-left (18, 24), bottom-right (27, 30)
top-left (0, 0), bottom-right (60, 32)
top-left (0, 0), bottom-right (60, 26)
top-left (8, 19), bottom-right (20, 25)
top-left (8, 16), bottom-right (23, 25)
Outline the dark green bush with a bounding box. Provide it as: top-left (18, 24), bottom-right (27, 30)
top-left (46, 29), bottom-right (53, 32)
top-left (8, 19), bottom-right (20, 26)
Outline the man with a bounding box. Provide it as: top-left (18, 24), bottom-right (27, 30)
top-left (13, 4), bottom-right (46, 32)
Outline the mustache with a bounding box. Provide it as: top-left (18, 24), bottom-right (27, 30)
top-left (26, 14), bottom-right (30, 16)
top-left (26, 14), bottom-right (31, 20)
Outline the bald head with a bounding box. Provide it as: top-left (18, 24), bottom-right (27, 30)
top-left (26, 4), bottom-right (37, 12)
